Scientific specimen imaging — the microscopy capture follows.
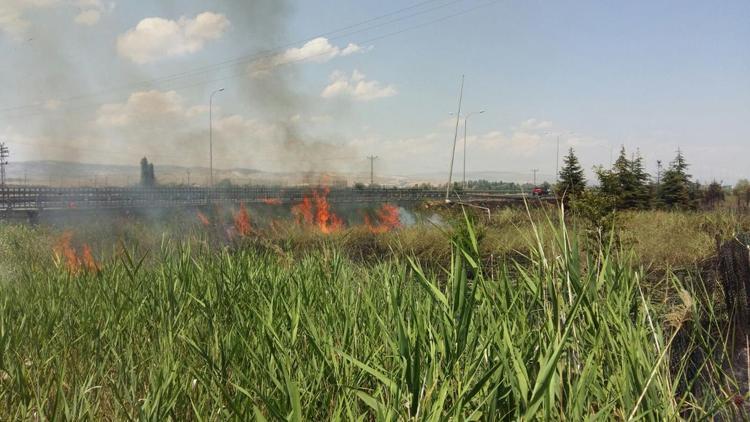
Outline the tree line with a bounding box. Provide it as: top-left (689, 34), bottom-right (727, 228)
top-left (557, 147), bottom-right (738, 211)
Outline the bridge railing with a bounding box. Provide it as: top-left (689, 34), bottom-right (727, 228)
top-left (0, 186), bottom-right (528, 211)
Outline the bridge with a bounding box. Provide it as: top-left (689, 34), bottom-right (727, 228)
top-left (0, 186), bottom-right (532, 215)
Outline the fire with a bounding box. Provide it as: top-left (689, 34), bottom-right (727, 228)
top-left (54, 231), bottom-right (80, 274)
top-left (292, 197), bottom-right (314, 225)
top-left (263, 198), bottom-right (282, 205)
top-left (365, 204), bottom-right (401, 234)
top-left (313, 188), bottom-right (343, 233)
top-left (233, 203), bottom-right (252, 237)
top-left (197, 211), bottom-right (210, 226)
top-left (292, 188), bottom-right (343, 233)
top-left (53, 232), bottom-right (99, 274)
top-left (81, 244), bottom-right (99, 273)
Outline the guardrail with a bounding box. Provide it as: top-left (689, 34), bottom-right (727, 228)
top-left (0, 186), bottom-right (529, 211)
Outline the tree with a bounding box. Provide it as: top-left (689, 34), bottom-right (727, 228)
top-left (629, 149), bottom-right (652, 208)
top-left (140, 157), bottom-right (156, 187)
top-left (703, 181), bottom-right (725, 209)
top-left (734, 179), bottom-right (750, 210)
top-left (659, 150), bottom-right (693, 209)
top-left (556, 148), bottom-right (586, 200)
top-left (595, 147), bottom-right (651, 210)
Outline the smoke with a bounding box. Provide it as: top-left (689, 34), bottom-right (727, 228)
top-left (3, 0), bottom-right (359, 183)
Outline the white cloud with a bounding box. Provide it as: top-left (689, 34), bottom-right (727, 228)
top-left (97, 90), bottom-right (186, 126)
top-left (117, 12), bottom-right (230, 64)
top-left (44, 99), bottom-right (62, 110)
top-left (250, 37), bottom-right (364, 75)
top-left (278, 37), bottom-right (361, 64)
top-left (0, 0), bottom-right (110, 38)
top-left (519, 118), bottom-right (552, 131)
top-left (321, 70), bottom-right (397, 101)
top-left (74, 9), bottom-right (100, 25)
top-left (0, 0), bottom-right (60, 39)
top-left (92, 89), bottom-right (356, 171)
top-left (74, 0), bottom-right (111, 25)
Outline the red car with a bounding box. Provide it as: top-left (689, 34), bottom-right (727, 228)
top-left (532, 186), bottom-right (549, 196)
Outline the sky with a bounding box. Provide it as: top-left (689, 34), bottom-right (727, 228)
top-left (0, 0), bottom-right (748, 184)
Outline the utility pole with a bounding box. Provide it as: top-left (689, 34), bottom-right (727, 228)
top-left (367, 156), bottom-right (378, 186)
top-left (460, 110), bottom-right (485, 189)
top-left (0, 143), bottom-right (8, 187)
top-left (532, 169), bottom-right (539, 186)
top-left (656, 160), bottom-right (663, 186)
top-left (186, 169), bottom-right (191, 186)
top-left (209, 88), bottom-right (225, 188)
top-left (446, 75), bottom-right (465, 203)
top-left (556, 135), bottom-right (560, 181)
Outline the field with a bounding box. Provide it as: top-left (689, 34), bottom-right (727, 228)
top-left (0, 202), bottom-right (748, 420)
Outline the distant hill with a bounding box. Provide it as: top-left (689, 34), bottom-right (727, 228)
top-left (2, 161), bottom-right (554, 187)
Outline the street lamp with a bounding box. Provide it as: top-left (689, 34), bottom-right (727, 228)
top-left (209, 88), bottom-right (225, 187)
top-left (462, 110), bottom-right (484, 188)
top-left (545, 130), bottom-right (574, 182)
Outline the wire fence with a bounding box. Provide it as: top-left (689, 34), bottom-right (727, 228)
top-left (0, 186), bottom-right (529, 211)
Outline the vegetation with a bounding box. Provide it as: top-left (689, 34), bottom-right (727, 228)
top-left (734, 179), bottom-right (750, 210)
top-left (556, 147), bottom-right (587, 200)
top-left (596, 147), bottom-right (651, 210)
top-left (659, 150), bottom-right (694, 210)
top-left (0, 207), bottom-right (747, 419)
top-left (140, 157), bottom-right (156, 187)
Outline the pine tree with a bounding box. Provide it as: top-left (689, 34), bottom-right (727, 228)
top-left (140, 157), bottom-right (156, 187)
top-left (629, 149), bottom-right (652, 209)
top-left (595, 147), bottom-right (651, 210)
top-left (659, 150), bottom-right (693, 209)
top-left (703, 181), bottom-right (725, 209)
top-left (557, 148), bottom-right (586, 199)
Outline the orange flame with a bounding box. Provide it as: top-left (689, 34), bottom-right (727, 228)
top-left (292, 188), bottom-right (343, 233)
top-left (365, 204), bottom-right (401, 234)
top-left (81, 244), bottom-right (99, 273)
top-left (313, 188), bottom-right (343, 233)
top-left (263, 198), bottom-right (282, 205)
top-left (233, 203), bottom-right (252, 237)
top-left (54, 231), bottom-right (80, 274)
top-left (292, 197), bottom-right (314, 225)
top-left (197, 211), bottom-right (210, 226)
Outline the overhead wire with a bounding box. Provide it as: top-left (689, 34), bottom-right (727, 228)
top-left (2, 0), bottom-right (501, 166)
top-left (2, 0), bottom-right (500, 121)
top-left (0, 0), bottom-right (466, 116)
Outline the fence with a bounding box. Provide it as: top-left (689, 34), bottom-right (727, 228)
top-left (0, 186), bottom-right (527, 211)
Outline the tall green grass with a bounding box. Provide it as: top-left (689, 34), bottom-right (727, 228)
top-left (0, 212), bottom-right (741, 419)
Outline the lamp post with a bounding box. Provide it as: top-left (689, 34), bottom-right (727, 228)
top-left (547, 131), bottom-right (574, 182)
top-left (446, 76), bottom-right (464, 203)
top-left (462, 110), bottom-right (484, 188)
top-left (209, 88), bottom-right (225, 187)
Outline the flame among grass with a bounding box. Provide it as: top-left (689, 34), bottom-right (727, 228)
top-left (197, 211), bottom-right (211, 227)
top-left (54, 231), bottom-right (80, 274)
top-left (365, 204), bottom-right (401, 234)
top-left (54, 231), bottom-right (98, 274)
top-left (313, 188), bottom-right (343, 234)
top-left (233, 203), bottom-right (252, 237)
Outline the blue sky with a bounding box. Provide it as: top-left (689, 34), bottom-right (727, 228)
top-left (0, 0), bottom-right (748, 183)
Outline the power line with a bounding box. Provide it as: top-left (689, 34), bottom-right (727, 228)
top-left (0, 0), bottom-right (471, 117)
top-left (0, 0), bottom-right (501, 121)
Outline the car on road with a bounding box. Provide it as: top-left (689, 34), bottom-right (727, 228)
top-left (532, 186), bottom-right (549, 196)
